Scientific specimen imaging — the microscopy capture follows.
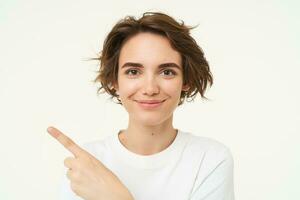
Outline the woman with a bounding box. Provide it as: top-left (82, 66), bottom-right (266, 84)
top-left (49, 11), bottom-right (234, 200)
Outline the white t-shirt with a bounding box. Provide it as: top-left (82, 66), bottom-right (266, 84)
top-left (59, 129), bottom-right (234, 200)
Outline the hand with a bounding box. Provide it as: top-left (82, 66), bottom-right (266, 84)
top-left (47, 126), bottom-right (134, 200)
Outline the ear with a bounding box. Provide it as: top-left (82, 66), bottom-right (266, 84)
top-left (182, 84), bottom-right (190, 92)
top-left (112, 81), bottom-right (118, 91)
top-left (111, 82), bottom-right (119, 95)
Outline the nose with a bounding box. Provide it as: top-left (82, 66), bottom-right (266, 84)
top-left (142, 76), bottom-right (159, 96)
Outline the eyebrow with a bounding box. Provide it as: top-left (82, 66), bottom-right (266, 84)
top-left (121, 62), bottom-right (182, 70)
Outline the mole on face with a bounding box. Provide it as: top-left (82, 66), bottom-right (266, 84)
top-left (152, 132), bottom-right (154, 136)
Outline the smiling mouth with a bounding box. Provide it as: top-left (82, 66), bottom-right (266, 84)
top-left (136, 99), bottom-right (166, 104)
top-left (134, 99), bottom-right (166, 109)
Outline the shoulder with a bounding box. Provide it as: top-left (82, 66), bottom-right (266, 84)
top-left (182, 130), bottom-right (234, 164)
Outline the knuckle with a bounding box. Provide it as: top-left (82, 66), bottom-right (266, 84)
top-left (63, 157), bottom-right (73, 168)
top-left (64, 138), bottom-right (74, 148)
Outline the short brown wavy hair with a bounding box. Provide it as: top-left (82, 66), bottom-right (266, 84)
top-left (91, 11), bottom-right (213, 106)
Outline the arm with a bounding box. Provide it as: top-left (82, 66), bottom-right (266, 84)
top-left (48, 126), bottom-right (134, 200)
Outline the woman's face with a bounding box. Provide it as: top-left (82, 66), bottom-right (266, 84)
top-left (116, 32), bottom-right (188, 126)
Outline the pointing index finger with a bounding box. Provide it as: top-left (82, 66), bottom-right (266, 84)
top-left (47, 126), bottom-right (86, 158)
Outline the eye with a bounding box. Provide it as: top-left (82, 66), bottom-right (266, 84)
top-left (125, 69), bottom-right (139, 76)
top-left (124, 68), bottom-right (177, 77)
top-left (162, 69), bottom-right (176, 76)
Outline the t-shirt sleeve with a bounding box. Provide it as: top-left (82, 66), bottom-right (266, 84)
top-left (189, 148), bottom-right (235, 200)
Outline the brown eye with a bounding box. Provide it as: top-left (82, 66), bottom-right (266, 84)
top-left (125, 69), bottom-right (139, 76)
top-left (162, 69), bottom-right (176, 76)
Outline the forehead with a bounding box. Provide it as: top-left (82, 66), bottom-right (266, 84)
top-left (118, 32), bottom-right (182, 67)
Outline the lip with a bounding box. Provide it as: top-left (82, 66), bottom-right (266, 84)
top-left (136, 99), bottom-right (165, 103)
top-left (135, 99), bottom-right (166, 109)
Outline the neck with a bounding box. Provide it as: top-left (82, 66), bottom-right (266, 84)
top-left (118, 115), bottom-right (178, 155)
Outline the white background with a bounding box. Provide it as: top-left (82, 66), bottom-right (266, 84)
top-left (0, 0), bottom-right (299, 199)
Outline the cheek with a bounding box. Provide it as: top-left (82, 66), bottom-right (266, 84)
top-left (161, 80), bottom-right (183, 96)
top-left (118, 79), bottom-right (139, 97)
